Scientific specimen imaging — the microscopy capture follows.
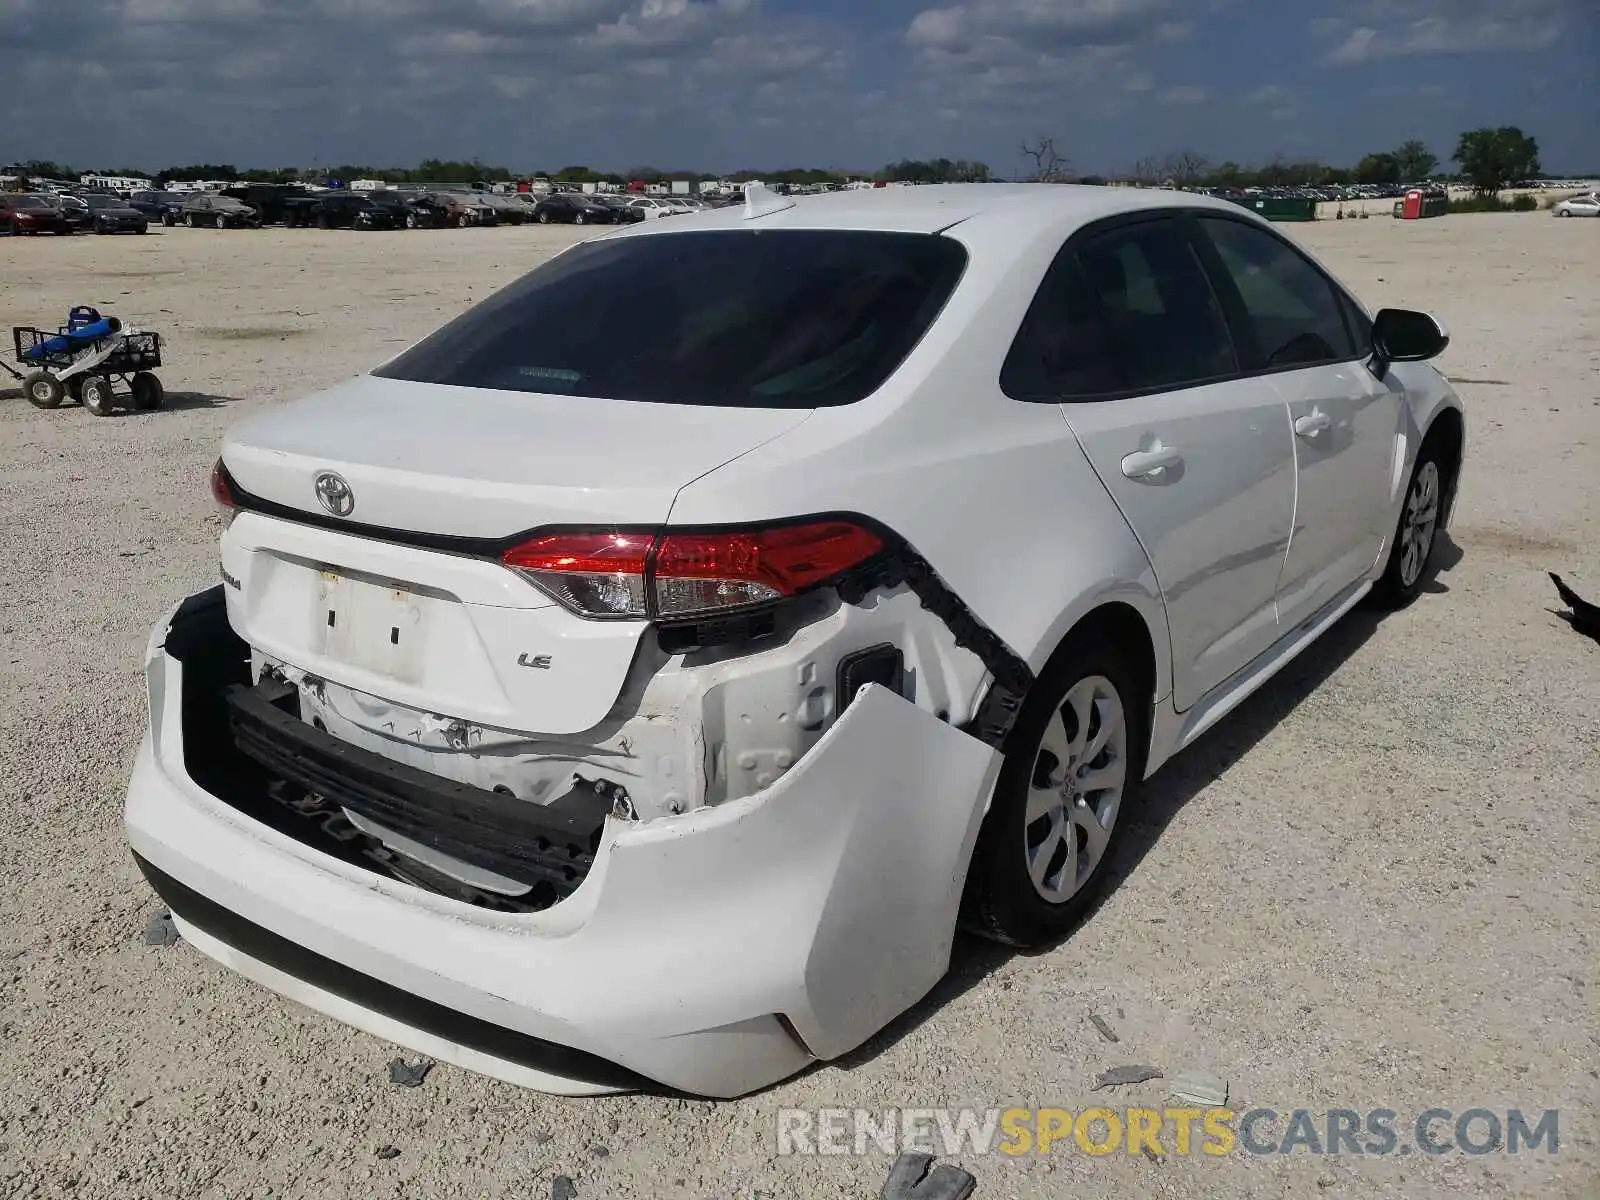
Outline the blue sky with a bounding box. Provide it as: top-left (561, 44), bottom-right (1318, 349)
top-left (3, 0), bottom-right (1595, 175)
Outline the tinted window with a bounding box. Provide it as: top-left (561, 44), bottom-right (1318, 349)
top-left (1001, 255), bottom-right (1125, 399)
top-left (1197, 217), bottom-right (1355, 367)
top-left (1339, 292), bottom-right (1373, 357)
top-left (1076, 219), bottom-right (1238, 393)
top-left (375, 230), bottom-right (968, 409)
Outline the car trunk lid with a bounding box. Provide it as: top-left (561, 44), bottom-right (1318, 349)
top-left (221, 374), bottom-right (810, 538)
top-left (216, 375), bottom-right (811, 735)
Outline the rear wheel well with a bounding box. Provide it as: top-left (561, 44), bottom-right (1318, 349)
top-left (1024, 603), bottom-right (1157, 740)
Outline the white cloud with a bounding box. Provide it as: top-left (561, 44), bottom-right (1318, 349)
top-left (1157, 84), bottom-right (1209, 105)
top-left (1323, 0), bottom-right (1574, 64)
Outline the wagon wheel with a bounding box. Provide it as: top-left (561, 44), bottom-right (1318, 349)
top-left (22, 372), bottom-right (64, 409)
top-left (81, 376), bottom-right (117, 416)
top-left (131, 372), bottom-right (165, 411)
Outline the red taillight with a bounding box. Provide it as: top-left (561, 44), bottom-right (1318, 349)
top-left (653, 523), bottom-right (883, 616)
top-left (502, 531), bottom-right (653, 617)
top-left (210, 459), bottom-right (237, 511)
top-left (501, 522), bottom-right (884, 620)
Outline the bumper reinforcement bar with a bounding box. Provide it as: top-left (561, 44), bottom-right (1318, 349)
top-left (224, 680), bottom-right (605, 898)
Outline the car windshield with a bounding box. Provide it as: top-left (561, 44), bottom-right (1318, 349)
top-left (12, 195), bottom-right (49, 209)
top-left (215, 197), bottom-right (249, 208)
top-left (84, 195), bottom-right (118, 208)
top-left (374, 229), bottom-right (968, 409)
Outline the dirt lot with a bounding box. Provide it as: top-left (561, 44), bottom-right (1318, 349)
top-left (1, 214), bottom-right (1596, 1199)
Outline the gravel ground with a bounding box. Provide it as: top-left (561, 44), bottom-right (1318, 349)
top-left (1, 215), bottom-right (1596, 1199)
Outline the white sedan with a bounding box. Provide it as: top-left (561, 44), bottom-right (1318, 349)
top-left (1552, 193), bottom-right (1599, 217)
top-left (125, 183), bottom-right (1464, 1098)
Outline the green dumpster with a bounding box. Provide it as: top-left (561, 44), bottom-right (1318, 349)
top-left (1228, 196), bottom-right (1318, 222)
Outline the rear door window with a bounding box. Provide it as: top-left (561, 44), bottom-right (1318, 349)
top-left (375, 230), bottom-right (968, 408)
top-left (1076, 217), bottom-right (1239, 394)
top-left (1002, 216), bottom-right (1238, 400)
top-left (1195, 216), bottom-right (1356, 368)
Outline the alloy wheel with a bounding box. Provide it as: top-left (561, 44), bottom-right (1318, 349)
top-left (1023, 675), bottom-right (1128, 903)
top-left (1398, 460), bottom-right (1440, 589)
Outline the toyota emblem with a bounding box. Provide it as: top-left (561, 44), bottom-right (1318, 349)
top-left (313, 471), bottom-right (355, 517)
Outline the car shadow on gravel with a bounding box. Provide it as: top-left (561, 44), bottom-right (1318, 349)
top-left (825, 537), bottom-right (1464, 1078)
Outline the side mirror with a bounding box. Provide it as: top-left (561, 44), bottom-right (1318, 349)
top-left (1371, 308), bottom-right (1449, 372)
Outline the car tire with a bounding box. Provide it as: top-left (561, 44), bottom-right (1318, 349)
top-left (22, 372), bottom-right (65, 409)
top-left (537, 211), bottom-right (551, 224)
top-left (316, 213), bottom-right (331, 230)
top-left (1368, 438), bottom-right (1446, 610)
top-left (130, 372), bottom-right (165, 411)
top-left (215, 215), bottom-right (228, 231)
top-left (405, 213), bottom-right (417, 229)
top-left (81, 376), bottom-right (116, 416)
top-left (573, 212), bottom-right (587, 225)
top-left (162, 212), bottom-right (175, 227)
top-left (961, 630), bottom-right (1149, 948)
top-left (183, 213), bottom-right (195, 228)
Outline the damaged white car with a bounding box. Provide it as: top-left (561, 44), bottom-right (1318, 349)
top-left (125, 184), bottom-right (1464, 1098)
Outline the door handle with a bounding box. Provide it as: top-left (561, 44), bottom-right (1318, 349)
top-left (1120, 445), bottom-right (1183, 480)
top-left (1294, 410), bottom-right (1332, 438)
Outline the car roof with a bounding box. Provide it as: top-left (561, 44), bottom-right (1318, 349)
top-left (615, 182), bottom-right (1251, 236)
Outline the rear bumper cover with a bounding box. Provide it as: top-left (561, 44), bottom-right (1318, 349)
top-left (125, 587), bottom-right (1002, 1097)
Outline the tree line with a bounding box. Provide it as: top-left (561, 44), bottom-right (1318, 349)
top-left (8, 127), bottom-right (1553, 196)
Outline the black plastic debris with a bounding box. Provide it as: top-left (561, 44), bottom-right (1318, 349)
top-left (880, 1151), bottom-right (977, 1200)
top-left (1087, 1012), bottom-right (1120, 1043)
top-left (141, 909), bottom-right (179, 947)
top-left (551, 1176), bottom-right (578, 1200)
top-left (375, 1145), bottom-right (400, 1160)
top-left (1092, 1064), bottom-right (1164, 1091)
top-left (1550, 573), bottom-right (1600, 641)
top-left (387, 1057), bottom-right (433, 1087)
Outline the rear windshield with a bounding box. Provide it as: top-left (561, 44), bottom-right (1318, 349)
top-left (373, 230), bottom-right (967, 408)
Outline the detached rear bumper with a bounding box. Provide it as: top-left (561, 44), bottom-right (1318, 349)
top-left (125, 587), bottom-right (1001, 1098)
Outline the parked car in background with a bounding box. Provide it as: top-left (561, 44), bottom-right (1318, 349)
top-left (1552, 193), bottom-right (1600, 217)
top-left (507, 193), bottom-right (548, 221)
top-left (592, 194), bottom-right (647, 223)
top-left (128, 190), bottom-right (187, 226)
top-left (475, 192), bottom-right (531, 225)
top-left (533, 191), bottom-right (616, 224)
top-left (180, 193), bottom-right (262, 229)
top-left (51, 193), bottom-right (94, 231)
top-left (81, 192), bottom-right (150, 234)
top-left (222, 183), bottom-right (312, 225)
top-left (625, 195), bottom-right (681, 220)
top-left (366, 191), bottom-right (451, 229)
top-left (429, 192), bottom-right (498, 228)
top-left (1, 193), bottom-right (74, 235)
top-left (285, 193), bottom-right (401, 230)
